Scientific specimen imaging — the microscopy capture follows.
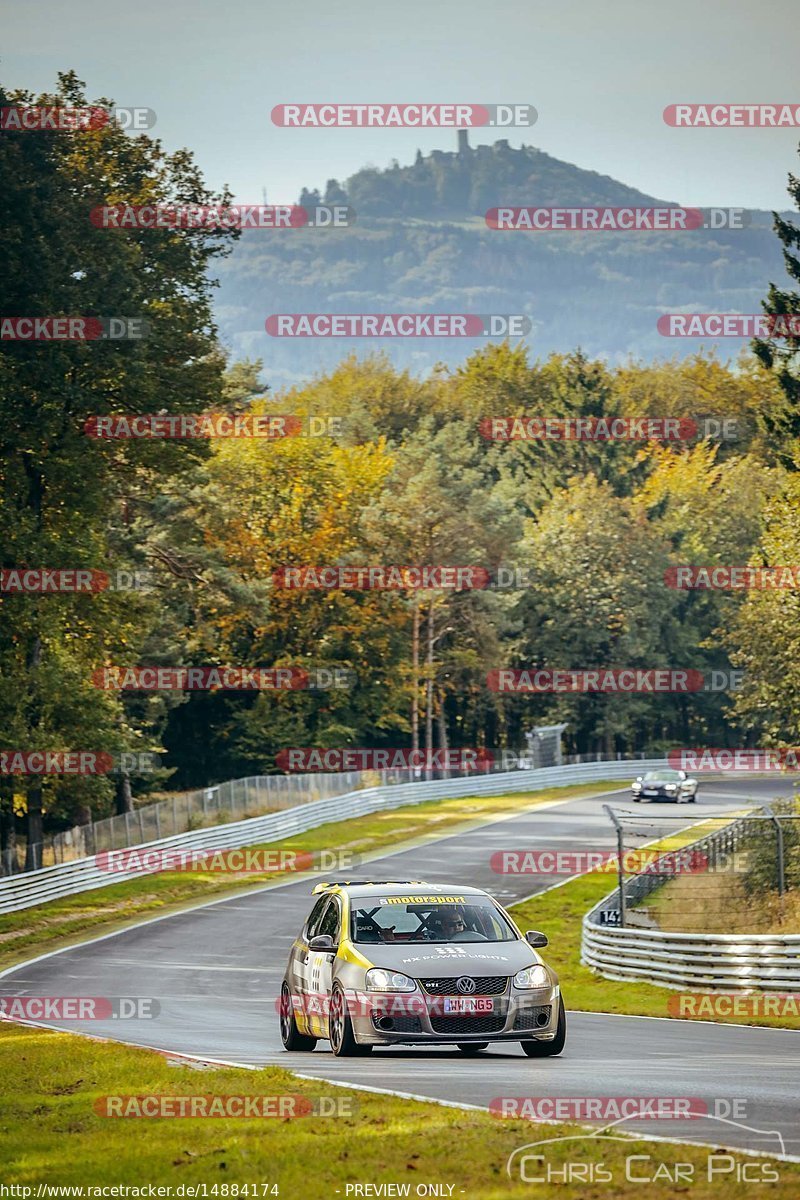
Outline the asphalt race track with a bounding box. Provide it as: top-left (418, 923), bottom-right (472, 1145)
top-left (4, 777), bottom-right (800, 1158)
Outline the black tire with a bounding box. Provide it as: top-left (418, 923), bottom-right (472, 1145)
top-left (457, 1042), bottom-right (489, 1054)
top-left (329, 983), bottom-right (366, 1057)
top-left (279, 981), bottom-right (317, 1052)
top-left (632, 795), bottom-right (640, 802)
top-left (521, 998), bottom-right (566, 1057)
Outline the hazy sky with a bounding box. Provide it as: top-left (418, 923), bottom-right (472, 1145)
top-left (5, 0), bottom-right (800, 209)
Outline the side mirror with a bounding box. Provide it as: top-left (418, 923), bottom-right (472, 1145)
top-left (308, 934), bottom-right (336, 953)
top-left (634, 776), bottom-right (643, 783)
top-left (525, 930), bottom-right (548, 948)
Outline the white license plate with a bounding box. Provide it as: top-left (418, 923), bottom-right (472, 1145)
top-left (643, 790), bottom-right (657, 796)
top-left (443, 997), bottom-right (494, 1014)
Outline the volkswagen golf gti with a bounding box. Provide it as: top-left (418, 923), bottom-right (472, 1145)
top-left (279, 879), bottom-right (566, 1057)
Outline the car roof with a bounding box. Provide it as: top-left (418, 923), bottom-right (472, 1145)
top-left (312, 879), bottom-right (490, 900)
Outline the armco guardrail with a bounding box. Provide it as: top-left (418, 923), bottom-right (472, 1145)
top-left (0, 758), bottom-right (665, 914)
top-left (582, 922), bottom-right (800, 990)
top-left (582, 805), bottom-right (800, 990)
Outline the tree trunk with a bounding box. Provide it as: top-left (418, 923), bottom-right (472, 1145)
top-left (425, 601), bottom-right (435, 778)
top-left (115, 770), bottom-right (134, 815)
top-left (0, 778), bottom-right (17, 875)
top-left (411, 601), bottom-right (420, 754)
top-left (605, 725), bottom-right (615, 759)
top-left (24, 635), bottom-right (43, 871)
top-left (436, 691), bottom-right (450, 779)
top-left (24, 780), bottom-right (44, 871)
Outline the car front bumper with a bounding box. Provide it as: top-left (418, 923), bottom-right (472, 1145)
top-left (347, 984), bottom-right (561, 1046)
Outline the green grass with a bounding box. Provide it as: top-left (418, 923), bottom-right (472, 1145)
top-left (0, 781), bottom-right (618, 972)
top-left (1, 1024), bottom-right (796, 1196)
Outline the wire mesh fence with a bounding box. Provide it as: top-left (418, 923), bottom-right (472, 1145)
top-left (594, 794), bottom-right (800, 932)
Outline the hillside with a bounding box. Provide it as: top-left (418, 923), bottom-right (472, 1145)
top-left (213, 136), bottom-right (788, 383)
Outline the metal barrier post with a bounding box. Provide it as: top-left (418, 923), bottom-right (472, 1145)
top-left (603, 803), bottom-right (626, 927)
top-left (764, 805), bottom-right (786, 896)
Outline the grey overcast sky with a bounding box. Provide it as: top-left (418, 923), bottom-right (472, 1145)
top-left (4, 0), bottom-right (800, 209)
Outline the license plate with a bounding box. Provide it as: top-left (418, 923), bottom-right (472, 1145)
top-left (443, 997), bottom-right (494, 1014)
top-left (643, 790), bottom-right (657, 796)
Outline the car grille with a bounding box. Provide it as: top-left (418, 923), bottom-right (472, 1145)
top-left (418, 976), bottom-right (509, 996)
top-left (429, 1012), bottom-right (507, 1035)
top-left (513, 1005), bottom-right (552, 1032)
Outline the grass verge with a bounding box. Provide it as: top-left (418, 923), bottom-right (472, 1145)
top-left (0, 1024), bottom-right (796, 1196)
top-left (0, 781), bottom-right (619, 972)
top-left (645, 866), bottom-right (800, 934)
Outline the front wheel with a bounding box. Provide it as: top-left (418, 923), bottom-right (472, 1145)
top-left (521, 998), bottom-right (566, 1057)
top-left (329, 984), bottom-right (368, 1057)
top-left (279, 982), bottom-right (317, 1052)
top-left (457, 1043), bottom-right (489, 1054)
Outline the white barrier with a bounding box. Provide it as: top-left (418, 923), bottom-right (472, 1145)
top-left (582, 919), bottom-right (800, 991)
top-left (0, 758), bottom-right (665, 914)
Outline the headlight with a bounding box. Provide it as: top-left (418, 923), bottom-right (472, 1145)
top-left (631, 782), bottom-right (642, 791)
top-left (513, 965), bottom-right (550, 989)
top-left (665, 783), bottom-right (678, 791)
top-left (365, 968), bottom-right (416, 992)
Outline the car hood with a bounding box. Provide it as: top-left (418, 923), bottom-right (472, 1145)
top-left (357, 940), bottom-right (538, 976)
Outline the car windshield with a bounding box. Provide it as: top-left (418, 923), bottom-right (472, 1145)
top-left (349, 897), bottom-right (518, 944)
top-left (643, 770), bottom-right (683, 782)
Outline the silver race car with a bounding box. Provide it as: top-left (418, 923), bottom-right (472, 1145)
top-left (279, 880), bottom-right (565, 1057)
top-left (631, 768), bottom-right (698, 803)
